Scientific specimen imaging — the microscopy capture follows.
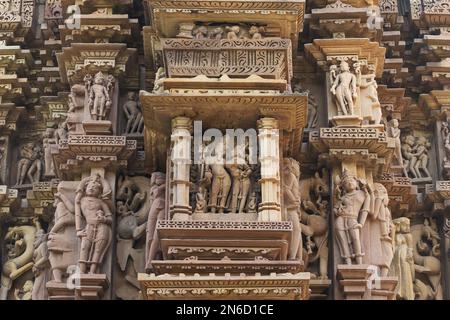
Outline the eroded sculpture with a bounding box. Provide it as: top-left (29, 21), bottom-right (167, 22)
top-left (47, 187), bottom-right (77, 283)
top-left (282, 157), bottom-right (302, 262)
top-left (115, 175), bottom-right (153, 299)
top-left (0, 224), bottom-right (37, 300)
top-left (389, 217), bottom-right (415, 300)
top-left (122, 92), bottom-right (144, 135)
top-left (330, 61), bottom-right (358, 116)
top-left (85, 71), bottom-right (114, 121)
top-left (334, 170), bottom-right (370, 265)
top-left (75, 174), bottom-right (112, 274)
top-left (145, 172), bottom-right (166, 272)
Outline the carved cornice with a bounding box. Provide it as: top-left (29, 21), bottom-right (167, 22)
top-left (419, 90), bottom-right (450, 119)
top-left (151, 260), bottom-right (303, 275)
top-left (56, 43), bottom-right (138, 84)
top-left (377, 85), bottom-right (411, 120)
top-left (304, 38), bottom-right (386, 77)
top-left (0, 0), bottom-right (36, 43)
top-left (376, 173), bottom-right (417, 213)
top-left (138, 272), bottom-right (310, 300)
top-left (26, 180), bottom-right (59, 215)
top-left (0, 103), bottom-right (25, 133)
top-left (0, 185), bottom-right (18, 218)
top-left (59, 13), bottom-right (139, 45)
top-left (53, 135), bottom-right (136, 179)
top-left (425, 181), bottom-right (450, 216)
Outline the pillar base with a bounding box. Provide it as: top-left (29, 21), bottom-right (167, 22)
top-left (370, 276), bottom-right (398, 300)
top-left (82, 120), bottom-right (112, 135)
top-left (75, 274), bottom-right (109, 300)
top-left (331, 115), bottom-right (363, 127)
top-left (337, 264), bottom-right (372, 300)
top-left (46, 281), bottom-right (75, 300)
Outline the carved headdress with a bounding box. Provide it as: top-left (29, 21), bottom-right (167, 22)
top-left (76, 173), bottom-right (112, 200)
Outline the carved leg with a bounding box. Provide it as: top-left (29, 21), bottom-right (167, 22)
top-left (209, 179), bottom-right (220, 213)
top-left (348, 227), bottom-right (363, 264)
top-left (52, 268), bottom-right (63, 283)
top-left (79, 237), bottom-right (92, 274)
top-left (335, 219), bottom-right (351, 264)
top-left (288, 210), bottom-right (301, 260)
top-left (219, 176), bottom-right (231, 213)
top-left (230, 180), bottom-right (240, 213)
top-left (239, 180), bottom-right (250, 213)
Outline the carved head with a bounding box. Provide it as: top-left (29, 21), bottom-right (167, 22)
top-left (390, 118), bottom-right (399, 128)
top-left (22, 280), bottom-right (34, 293)
top-left (85, 174), bottom-right (103, 197)
top-left (127, 91), bottom-right (136, 101)
top-left (313, 171), bottom-right (330, 197)
top-left (94, 71), bottom-right (105, 85)
top-left (283, 157), bottom-right (300, 179)
top-left (373, 182), bottom-right (389, 205)
top-left (151, 172), bottom-right (166, 187)
top-left (340, 169), bottom-right (358, 192)
top-left (393, 217), bottom-right (410, 233)
top-left (340, 61), bottom-right (350, 72)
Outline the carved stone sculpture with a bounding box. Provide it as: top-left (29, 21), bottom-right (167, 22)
top-left (389, 217), bottom-right (415, 300)
top-left (412, 218), bottom-right (443, 300)
top-left (361, 182), bottom-right (394, 276)
top-left (54, 120), bottom-right (68, 145)
top-left (122, 92), bottom-right (144, 135)
top-left (14, 280), bottom-right (33, 300)
top-left (330, 61), bottom-right (358, 116)
top-left (75, 174), bottom-right (112, 274)
top-left (86, 71), bottom-right (113, 121)
top-left (32, 228), bottom-right (49, 300)
top-left (208, 159), bottom-right (231, 214)
top-left (153, 67), bottom-right (166, 94)
top-left (115, 175), bottom-right (153, 299)
top-left (27, 144), bottom-right (43, 184)
top-left (226, 161), bottom-right (252, 214)
top-left (16, 142), bottom-right (33, 185)
top-left (299, 172), bottom-right (329, 279)
top-left (0, 225), bottom-right (36, 300)
top-left (413, 136), bottom-right (431, 179)
top-left (334, 170), bottom-right (370, 265)
top-left (47, 188), bottom-right (77, 283)
top-left (282, 158), bottom-right (302, 262)
top-left (43, 128), bottom-right (56, 176)
top-left (145, 172), bottom-right (166, 272)
top-left (387, 118), bottom-right (407, 175)
top-left (360, 71), bottom-right (381, 124)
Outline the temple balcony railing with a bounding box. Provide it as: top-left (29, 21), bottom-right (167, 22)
top-left (161, 38), bottom-right (293, 83)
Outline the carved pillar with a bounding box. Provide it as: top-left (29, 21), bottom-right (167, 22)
top-left (170, 117), bottom-right (192, 221)
top-left (257, 117), bottom-right (281, 222)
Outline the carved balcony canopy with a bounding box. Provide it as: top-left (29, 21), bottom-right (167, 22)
top-left (140, 90), bottom-right (308, 171)
top-left (146, 0), bottom-right (305, 36)
top-left (144, 0), bottom-right (305, 58)
top-left (161, 38), bottom-right (293, 83)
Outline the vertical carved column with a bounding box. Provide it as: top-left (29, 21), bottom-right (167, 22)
top-left (170, 117), bottom-right (192, 221)
top-left (257, 117), bottom-right (281, 222)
